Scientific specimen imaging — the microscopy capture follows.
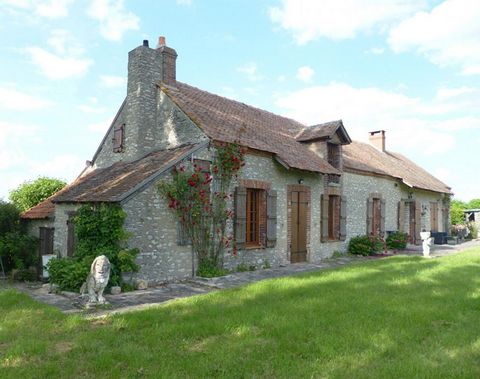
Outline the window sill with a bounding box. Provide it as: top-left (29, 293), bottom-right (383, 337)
top-left (245, 244), bottom-right (264, 250)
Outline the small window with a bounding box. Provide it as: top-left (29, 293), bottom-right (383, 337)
top-left (246, 188), bottom-right (261, 245)
top-left (328, 195), bottom-right (340, 240)
top-left (327, 143), bottom-right (340, 169)
top-left (113, 124), bottom-right (125, 152)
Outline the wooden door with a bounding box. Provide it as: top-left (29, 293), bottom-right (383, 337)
top-left (291, 191), bottom-right (307, 263)
top-left (430, 202), bottom-right (438, 232)
top-left (39, 227), bottom-right (54, 256)
top-left (409, 202), bottom-right (416, 244)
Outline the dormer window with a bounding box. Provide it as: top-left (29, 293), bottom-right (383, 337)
top-left (327, 142), bottom-right (340, 169)
top-left (113, 123), bottom-right (125, 152)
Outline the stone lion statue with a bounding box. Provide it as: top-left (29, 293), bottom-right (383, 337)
top-left (80, 255), bottom-right (111, 305)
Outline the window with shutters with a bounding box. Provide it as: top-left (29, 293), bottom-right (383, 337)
top-left (234, 184), bottom-right (276, 249)
top-left (367, 195), bottom-right (385, 237)
top-left (246, 188), bottom-right (261, 245)
top-left (328, 195), bottom-right (340, 240)
top-left (321, 194), bottom-right (346, 242)
top-left (112, 123), bottom-right (125, 152)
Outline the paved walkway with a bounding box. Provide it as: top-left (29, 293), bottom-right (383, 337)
top-left (2, 239), bottom-right (480, 316)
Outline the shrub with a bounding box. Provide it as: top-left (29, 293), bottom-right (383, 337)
top-left (386, 231), bottom-right (408, 250)
top-left (348, 235), bottom-right (383, 256)
top-left (467, 222), bottom-right (478, 239)
top-left (47, 203), bottom-right (140, 291)
top-left (46, 257), bottom-right (91, 292)
top-left (197, 260), bottom-right (229, 278)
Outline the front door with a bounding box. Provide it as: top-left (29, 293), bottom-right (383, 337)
top-left (291, 191), bottom-right (307, 263)
top-left (409, 202), bottom-right (416, 244)
top-left (430, 202), bottom-right (438, 232)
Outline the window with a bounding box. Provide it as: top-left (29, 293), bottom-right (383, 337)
top-left (321, 194), bottom-right (346, 242)
top-left (112, 123), bottom-right (125, 152)
top-left (328, 195), bottom-right (340, 240)
top-left (367, 196), bottom-right (385, 236)
top-left (246, 188), bottom-right (260, 245)
top-left (234, 186), bottom-right (277, 249)
top-left (327, 142), bottom-right (341, 169)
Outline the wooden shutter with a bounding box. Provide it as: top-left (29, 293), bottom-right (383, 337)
top-left (320, 194), bottom-right (329, 242)
top-left (380, 199), bottom-right (386, 236)
top-left (266, 190), bottom-right (277, 247)
top-left (234, 187), bottom-right (247, 249)
top-left (414, 200), bottom-right (422, 244)
top-left (339, 196), bottom-right (347, 241)
top-left (176, 221), bottom-right (191, 246)
top-left (366, 198), bottom-right (373, 235)
top-left (398, 201), bottom-right (405, 232)
top-left (113, 124), bottom-right (124, 152)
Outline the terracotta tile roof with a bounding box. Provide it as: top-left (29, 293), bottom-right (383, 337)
top-left (162, 82), bottom-right (340, 174)
top-left (343, 141), bottom-right (452, 194)
top-left (21, 198), bottom-right (56, 219)
top-left (52, 143), bottom-right (202, 203)
top-left (21, 144), bottom-right (202, 219)
top-left (296, 120), bottom-right (351, 144)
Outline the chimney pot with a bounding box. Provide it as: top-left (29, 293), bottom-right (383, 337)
top-left (368, 130), bottom-right (386, 152)
top-left (142, 39), bottom-right (149, 47)
top-left (157, 36), bottom-right (166, 48)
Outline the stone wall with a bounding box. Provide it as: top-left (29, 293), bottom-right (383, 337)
top-left (343, 171), bottom-right (448, 241)
top-left (92, 47), bottom-right (207, 170)
top-left (53, 203), bottom-right (80, 257)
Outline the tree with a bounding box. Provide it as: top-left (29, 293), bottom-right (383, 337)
top-left (467, 199), bottom-right (480, 209)
top-left (9, 177), bottom-right (66, 212)
top-left (450, 199), bottom-right (466, 225)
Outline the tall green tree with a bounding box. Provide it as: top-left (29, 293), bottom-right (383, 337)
top-left (9, 177), bottom-right (66, 212)
top-left (467, 199), bottom-right (480, 209)
top-left (451, 199), bottom-right (467, 225)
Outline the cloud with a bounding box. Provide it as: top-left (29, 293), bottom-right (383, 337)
top-left (100, 75), bottom-right (127, 88)
top-left (87, 118), bottom-right (112, 133)
top-left (176, 0), bottom-right (192, 5)
top-left (388, 0), bottom-right (480, 75)
top-left (0, 121), bottom-right (38, 170)
top-left (274, 82), bottom-right (480, 156)
top-left (296, 66), bottom-right (315, 82)
top-left (28, 153), bottom-right (85, 179)
top-left (269, 0), bottom-right (425, 44)
top-left (2, 0), bottom-right (73, 19)
top-left (366, 47), bottom-right (385, 55)
top-left (87, 0), bottom-right (140, 41)
top-left (25, 46), bottom-right (92, 79)
top-left (237, 62), bottom-right (263, 82)
top-left (0, 86), bottom-right (53, 110)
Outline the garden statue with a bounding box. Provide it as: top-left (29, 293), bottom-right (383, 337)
top-left (420, 231), bottom-right (433, 258)
top-left (80, 255), bottom-right (111, 305)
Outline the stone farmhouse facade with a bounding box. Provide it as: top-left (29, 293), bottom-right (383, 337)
top-left (22, 37), bottom-right (452, 284)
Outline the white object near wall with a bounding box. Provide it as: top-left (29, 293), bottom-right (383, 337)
top-left (42, 254), bottom-right (56, 278)
top-left (420, 231), bottom-right (433, 258)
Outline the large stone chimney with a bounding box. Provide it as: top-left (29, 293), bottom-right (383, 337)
top-left (368, 130), bottom-right (386, 152)
top-left (125, 36), bottom-right (178, 159)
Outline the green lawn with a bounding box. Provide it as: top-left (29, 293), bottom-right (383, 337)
top-left (2, 249), bottom-right (480, 378)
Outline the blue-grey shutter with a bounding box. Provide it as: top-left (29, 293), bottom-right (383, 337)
top-left (266, 190), bottom-right (277, 247)
top-left (340, 196), bottom-right (347, 241)
top-left (234, 187), bottom-right (247, 249)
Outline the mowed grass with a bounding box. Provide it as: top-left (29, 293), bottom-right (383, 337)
top-left (2, 249), bottom-right (480, 378)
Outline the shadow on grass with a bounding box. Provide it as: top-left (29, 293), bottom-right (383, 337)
top-left (2, 253), bottom-right (480, 378)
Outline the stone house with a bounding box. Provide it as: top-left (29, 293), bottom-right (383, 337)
top-left (22, 37), bottom-right (452, 284)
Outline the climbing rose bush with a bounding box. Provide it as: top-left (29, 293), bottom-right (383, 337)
top-left (158, 142), bottom-right (245, 275)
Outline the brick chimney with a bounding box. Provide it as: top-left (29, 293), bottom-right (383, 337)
top-left (124, 36), bottom-right (178, 159)
top-left (156, 36), bottom-right (177, 85)
top-left (369, 130), bottom-right (386, 152)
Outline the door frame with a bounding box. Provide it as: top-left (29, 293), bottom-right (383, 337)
top-left (287, 185), bottom-right (311, 263)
